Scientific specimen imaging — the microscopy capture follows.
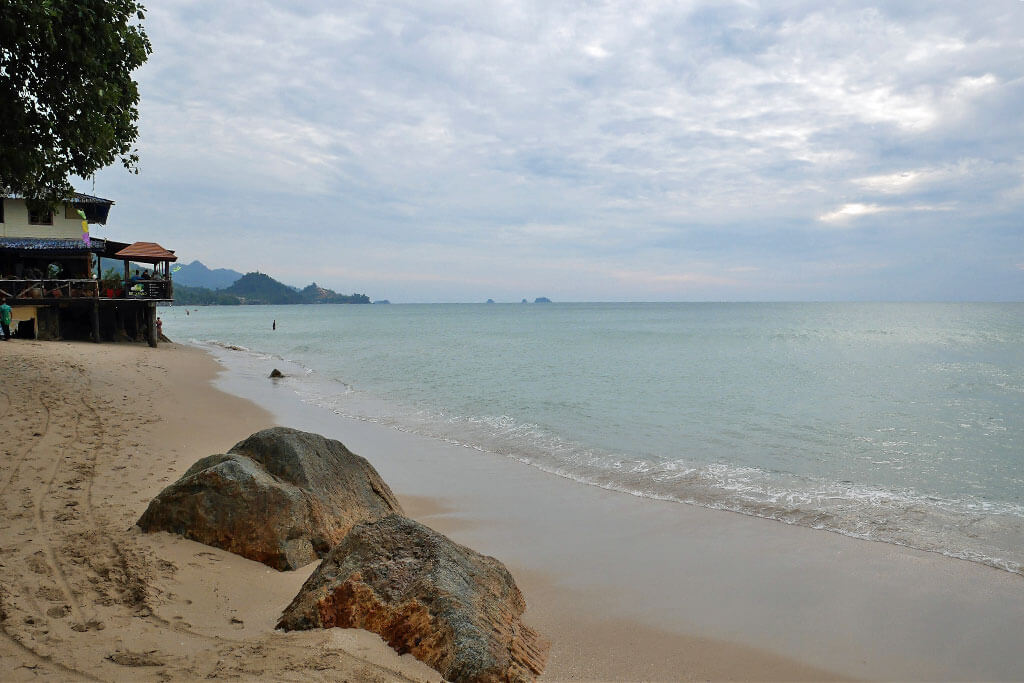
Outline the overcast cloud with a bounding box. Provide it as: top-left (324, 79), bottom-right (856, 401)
top-left (86, 0), bottom-right (1024, 301)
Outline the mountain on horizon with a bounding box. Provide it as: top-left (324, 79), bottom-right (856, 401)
top-left (222, 272), bottom-right (304, 304)
top-left (170, 268), bottom-right (372, 306)
top-left (174, 260), bottom-right (244, 290)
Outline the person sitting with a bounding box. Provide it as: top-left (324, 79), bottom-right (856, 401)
top-left (130, 269), bottom-right (141, 283)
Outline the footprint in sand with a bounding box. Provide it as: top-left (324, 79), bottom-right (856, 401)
top-left (71, 619), bottom-right (104, 632)
top-left (26, 553), bottom-right (51, 575)
top-left (36, 585), bottom-right (64, 602)
top-left (107, 650), bottom-right (165, 667)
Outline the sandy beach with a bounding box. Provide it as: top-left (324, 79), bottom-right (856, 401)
top-left (0, 341), bottom-right (441, 681)
top-left (2, 340), bottom-right (1023, 681)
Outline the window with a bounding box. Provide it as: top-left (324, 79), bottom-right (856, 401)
top-left (28, 208), bottom-right (53, 225)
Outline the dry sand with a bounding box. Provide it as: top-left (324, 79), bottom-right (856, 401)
top-left (0, 341), bottom-right (440, 681)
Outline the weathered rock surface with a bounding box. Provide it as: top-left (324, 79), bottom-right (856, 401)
top-left (277, 514), bottom-right (548, 682)
top-left (137, 427), bottom-right (403, 570)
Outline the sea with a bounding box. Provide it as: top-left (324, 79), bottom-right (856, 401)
top-left (159, 302), bottom-right (1024, 575)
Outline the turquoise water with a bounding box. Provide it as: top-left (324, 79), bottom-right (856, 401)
top-left (161, 302), bottom-right (1024, 573)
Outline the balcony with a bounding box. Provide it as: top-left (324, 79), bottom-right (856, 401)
top-left (0, 278), bottom-right (98, 302)
top-left (0, 278), bottom-right (172, 303)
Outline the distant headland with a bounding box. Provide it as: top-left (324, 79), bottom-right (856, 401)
top-left (162, 260), bottom-right (373, 305)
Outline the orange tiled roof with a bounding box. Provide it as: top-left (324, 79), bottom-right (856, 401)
top-left (113, 242), bottom-right (177, 262)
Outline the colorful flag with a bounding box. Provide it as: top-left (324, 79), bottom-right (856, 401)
top-left (77, 209), bottom-right (89, 240)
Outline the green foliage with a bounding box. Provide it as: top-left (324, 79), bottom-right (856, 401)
top-left (171, 284), bottom-right (242, 306)
top-left (300, 282), bottom-right (371, 304)
top-left (171, 273), bottom-right (371, 306)
top-left (0, 0), bottom-right (152, 205)
top-left (223, 272), bottom-right (305, 305)
top-left (100, 266), bottom-right (121, 286)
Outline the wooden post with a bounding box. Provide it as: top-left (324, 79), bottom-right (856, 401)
top-left (91, 301), bottom-right (100, 343)
top-left (146, 303), bottom-right (157, 347)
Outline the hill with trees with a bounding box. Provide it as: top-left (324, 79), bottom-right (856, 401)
top-left (171, 285), bottom-right (242, 306)
top-left (300, 283), bottom-right (371, 304)
top-left (222, 272), bottom-right (304, 304)
top-left (170, 271), bottom-right (372, 306)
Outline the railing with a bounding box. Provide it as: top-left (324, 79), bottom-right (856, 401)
top-left (0, 278), bottom-right (173, 301)
top-left (0, 279), bottom-right (99, 300)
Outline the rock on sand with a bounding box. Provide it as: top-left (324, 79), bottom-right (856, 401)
top-left (278, 514), bottom-right (549, 682)
top-left (136, 427), bottom-right (403, 570)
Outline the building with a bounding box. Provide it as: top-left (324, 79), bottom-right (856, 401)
top-left (0, 193), bottom-right (175, 346)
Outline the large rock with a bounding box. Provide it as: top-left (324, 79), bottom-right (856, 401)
top-left (137, 427), bottom-right (403, 570)
top-left (277, 514), bottom-right (549, 682)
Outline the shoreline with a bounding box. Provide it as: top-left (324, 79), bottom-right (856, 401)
top-left (206, 340), bottom-right (1024, 681)
top-left (171, 303), bottom-right (1024, 583)
top-left (1, 340), bottom-right (1022, 681)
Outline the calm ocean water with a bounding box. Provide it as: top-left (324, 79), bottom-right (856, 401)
top-left (160, 302), bottom-right (1024, 574)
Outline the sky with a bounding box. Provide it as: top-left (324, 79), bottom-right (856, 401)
top-left (86, 0), bottom-right (1024, 302)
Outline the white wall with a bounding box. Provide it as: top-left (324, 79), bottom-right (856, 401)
top-left (1, 199), bottom-right (87, 239)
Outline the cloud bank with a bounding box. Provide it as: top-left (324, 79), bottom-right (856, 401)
top-left (89, 0), bottom-right (1024, 301)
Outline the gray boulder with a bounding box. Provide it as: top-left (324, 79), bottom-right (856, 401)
top-left (278, 514), bottom-right (549, 682)
top-left (137, 427), bottom-right (403, 570)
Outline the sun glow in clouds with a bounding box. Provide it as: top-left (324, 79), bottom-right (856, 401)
top-left (819, 203), bottom-right (890, 223)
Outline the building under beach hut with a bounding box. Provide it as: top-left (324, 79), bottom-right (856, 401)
top-left (0, 193), bottom-right (174, 346)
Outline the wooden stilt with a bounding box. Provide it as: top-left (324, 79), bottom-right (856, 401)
top-left (91, 301), bottom-right (100, 343)
top-left (146, 303), bottom-right (155, 348)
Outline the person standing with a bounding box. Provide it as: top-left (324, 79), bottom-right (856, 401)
top-left (0, 298), bottom-right (12, 341)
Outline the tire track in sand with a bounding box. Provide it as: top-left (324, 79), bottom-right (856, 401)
top-left (31, 391), bottom-right (101, 632)
top-left (0, 375), bottom-right (99, 681)
top-left (76, 371), bottom-right (158, 617)
top-left (0, 375), bottom-right (49, 497)
top-left (0, 385), bottom-right (10, 423)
